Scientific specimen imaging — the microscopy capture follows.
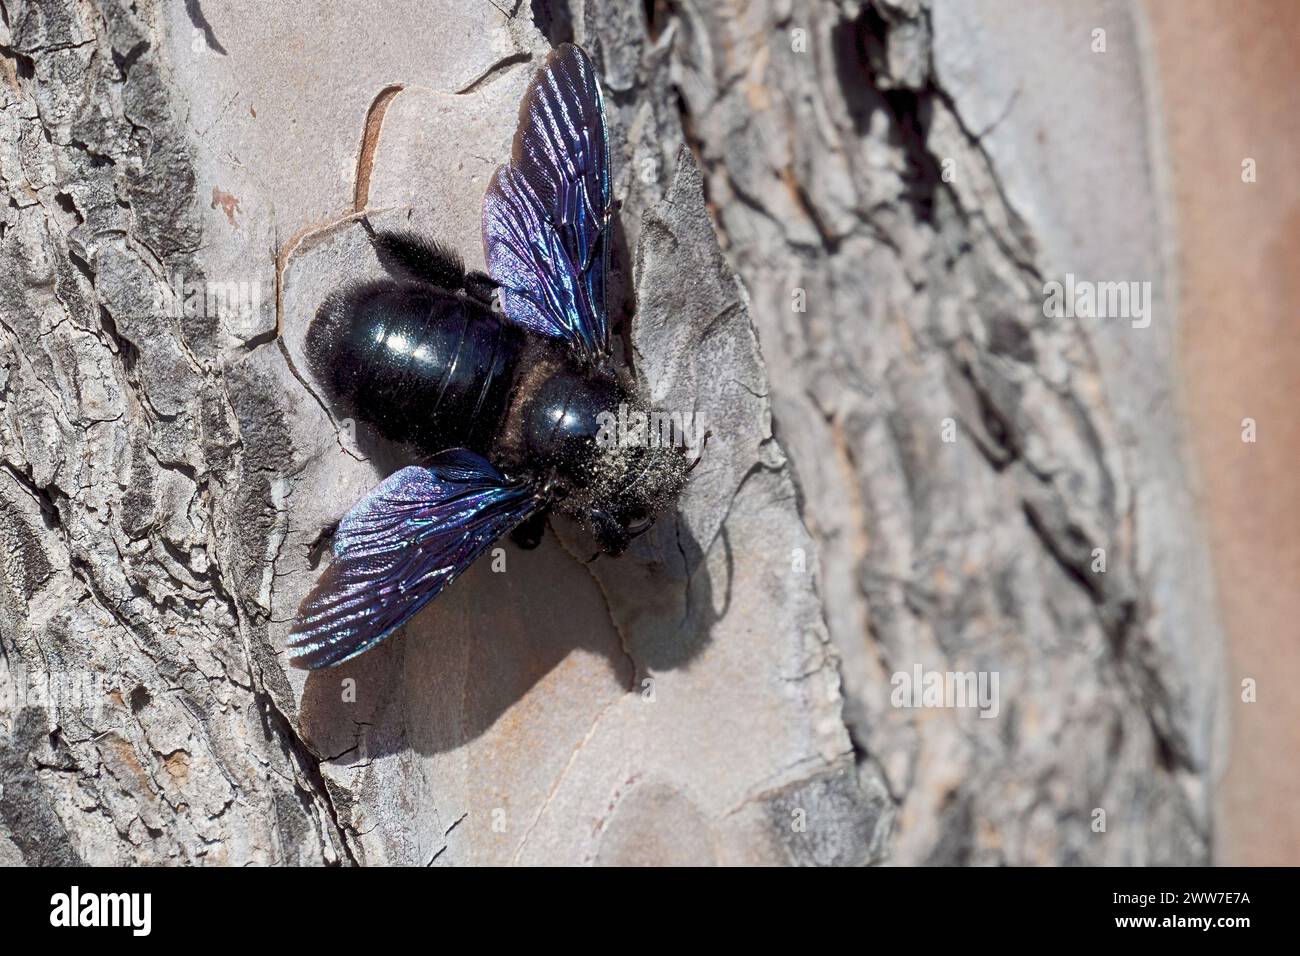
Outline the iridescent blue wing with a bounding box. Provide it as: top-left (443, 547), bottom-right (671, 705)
top-left (287, 449), bottom-right (543, 669)
top-left (483, 43), bottom-right (611, 363)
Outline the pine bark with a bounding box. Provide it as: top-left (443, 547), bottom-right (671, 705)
top-left (0, 0), bottom-right (1218, 865)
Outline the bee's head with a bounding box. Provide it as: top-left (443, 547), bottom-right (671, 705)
top-left (584, 435), bottom-right (700, 556)
top-left (522, 368), bottom-right (708, 555)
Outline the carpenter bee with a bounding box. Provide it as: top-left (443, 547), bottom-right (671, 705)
top-left (288, 44), bottom-right (696, 669)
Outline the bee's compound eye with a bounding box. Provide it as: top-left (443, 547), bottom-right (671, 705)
top-left (624, 516), bottom-right (653, 538)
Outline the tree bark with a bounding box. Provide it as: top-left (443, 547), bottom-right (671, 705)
top-left (0, 0), bottom-right (1219, 865)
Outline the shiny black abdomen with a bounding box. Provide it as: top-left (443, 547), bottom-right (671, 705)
top-left (312, 281), bottom-right (525, 455)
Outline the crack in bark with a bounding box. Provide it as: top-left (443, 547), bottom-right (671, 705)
top-left (353, 85), bottom-right (404, 212)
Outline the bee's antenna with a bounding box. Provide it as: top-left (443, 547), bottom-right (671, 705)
top-left (687, 430), bottom-right (712, 473)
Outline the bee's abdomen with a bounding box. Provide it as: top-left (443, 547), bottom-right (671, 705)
top-left (308, 281), bottom-right (523, 454)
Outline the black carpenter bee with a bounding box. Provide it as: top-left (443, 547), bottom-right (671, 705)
top-left (288, 44), bottom-right (696, 669)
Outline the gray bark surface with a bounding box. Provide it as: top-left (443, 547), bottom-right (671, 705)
top-left (0, 0), bottom-right (1220, 865)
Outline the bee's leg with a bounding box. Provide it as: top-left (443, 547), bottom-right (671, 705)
top-left (687, 429), bottom-right (712, 472)
top-left (508, 509), bottom-right (547, 550)
top-left (367, 225), bottom-right (467, 291)
top-left (464, 270), bottom-right (499, 308)
top-left (307, 519), bottom-right (340, 569)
